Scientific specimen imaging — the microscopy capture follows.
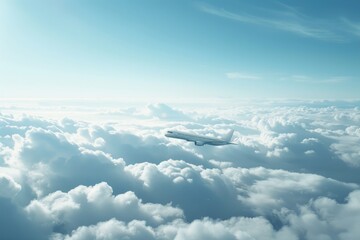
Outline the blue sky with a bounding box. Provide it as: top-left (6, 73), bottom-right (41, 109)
top-left (1, 0), bottom-right (360, 100)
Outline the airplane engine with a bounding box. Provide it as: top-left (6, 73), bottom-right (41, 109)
top-left (194, 141), bottom-right (205, 146)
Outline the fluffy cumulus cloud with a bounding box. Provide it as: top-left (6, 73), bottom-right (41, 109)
top-left (0, 173), bottom-right (21, 198)
top-left (26, 182), bottom-right (183, 234)
top-left (53, 216), bottom-right (296, 240)
top-left (0, 101), bottom-right (360, 239)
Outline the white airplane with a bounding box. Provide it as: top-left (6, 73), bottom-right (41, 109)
top-left (165, 129), bottom-right (235, 146)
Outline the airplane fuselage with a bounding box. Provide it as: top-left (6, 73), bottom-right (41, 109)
top-left (165, 130), bottom-right (234, 146)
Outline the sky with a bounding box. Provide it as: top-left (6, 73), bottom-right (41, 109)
top-left (1, 1), bottom-right (360, 240)
top-left (1, 0), bottom-right (360, 100)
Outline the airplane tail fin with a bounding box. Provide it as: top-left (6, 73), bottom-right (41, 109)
top-left (223, 129), bottom-right (234, 142)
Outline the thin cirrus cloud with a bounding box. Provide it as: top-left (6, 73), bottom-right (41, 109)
top-left (285, 75), bottom-right (351, 84)
top-left (198, 3), bottom-right (347, 41)
top-left (342, 18), bottom-right (360, 37)
top-left (227, 72), bottom-right (351, 84)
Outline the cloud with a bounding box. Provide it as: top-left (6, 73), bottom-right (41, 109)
top-left (331, 137), bottom-right (360, 167)
top-left (224, 167), bottom-right (356, 216)
top-left (198, 3), bottom-right (342, 41)
top-left (26, 182), bottom-right (183, 233)
top-left (1, 101), bottom-right (360, 239)
top-left (193, 105), bottom-right (360, 184)
top-left (51, 219), bottom-right (157, 240)
top-left (279, 190), bottom-right (360, 240)
top-left (145, 103), bottom-right (192, 121)
top-left (342, 18), bottom-right (360, 37)
top-left (173, 217), bottom-right (297, 240)
top-left (125, 159), bottom-right (246, 220)
top-left (0, 173), bottom-right (21, 198)
top-left (285, 75), bottom-right (351, 84)
top-left (52, 216), bottom-right (296, 240)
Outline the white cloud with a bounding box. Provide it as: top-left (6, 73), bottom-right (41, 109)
top-left (0, 173), bottom-right (21, 198)
top-left (279, 190), bottom-right (360, 240)
top-left (144, 103), bottom-right (191, 121)
top-left (331, 139), bottom-right (360, 167)
top-left (304, 150), bottom-right (315, 155)
top-left (51, 219), bottom-right (156, 240)
top-left (1, 101), bottom-right (360, 239)
top-left (52, 216), bottom-right (298, 240)
top-left (26, 182), bottom-right (183, 233)
top-left (266, 147), bottom-right (289, 157)
top-left (224, 166), bottom-right (356, 215)
top-left (301, 138), bottom-right (319, 144)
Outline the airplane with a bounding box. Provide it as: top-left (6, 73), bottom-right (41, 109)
top-left (165, 129), bottom-right (235, 146)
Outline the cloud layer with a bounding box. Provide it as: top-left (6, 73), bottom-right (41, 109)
top-left (0, 101), bottom-right (359, 239)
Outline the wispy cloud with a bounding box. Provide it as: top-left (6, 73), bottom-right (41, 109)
top-left (198, 3), bottom-right (346, 41)
top-left (342, 18), bottom-right (360, 37)
top-left (286, 75), bottom-right (351, 83)
top-left (226, 72), bottom-right (261, 80)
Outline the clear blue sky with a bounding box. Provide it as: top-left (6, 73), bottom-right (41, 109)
top-left (1, 0), bottom-right (359, 100)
